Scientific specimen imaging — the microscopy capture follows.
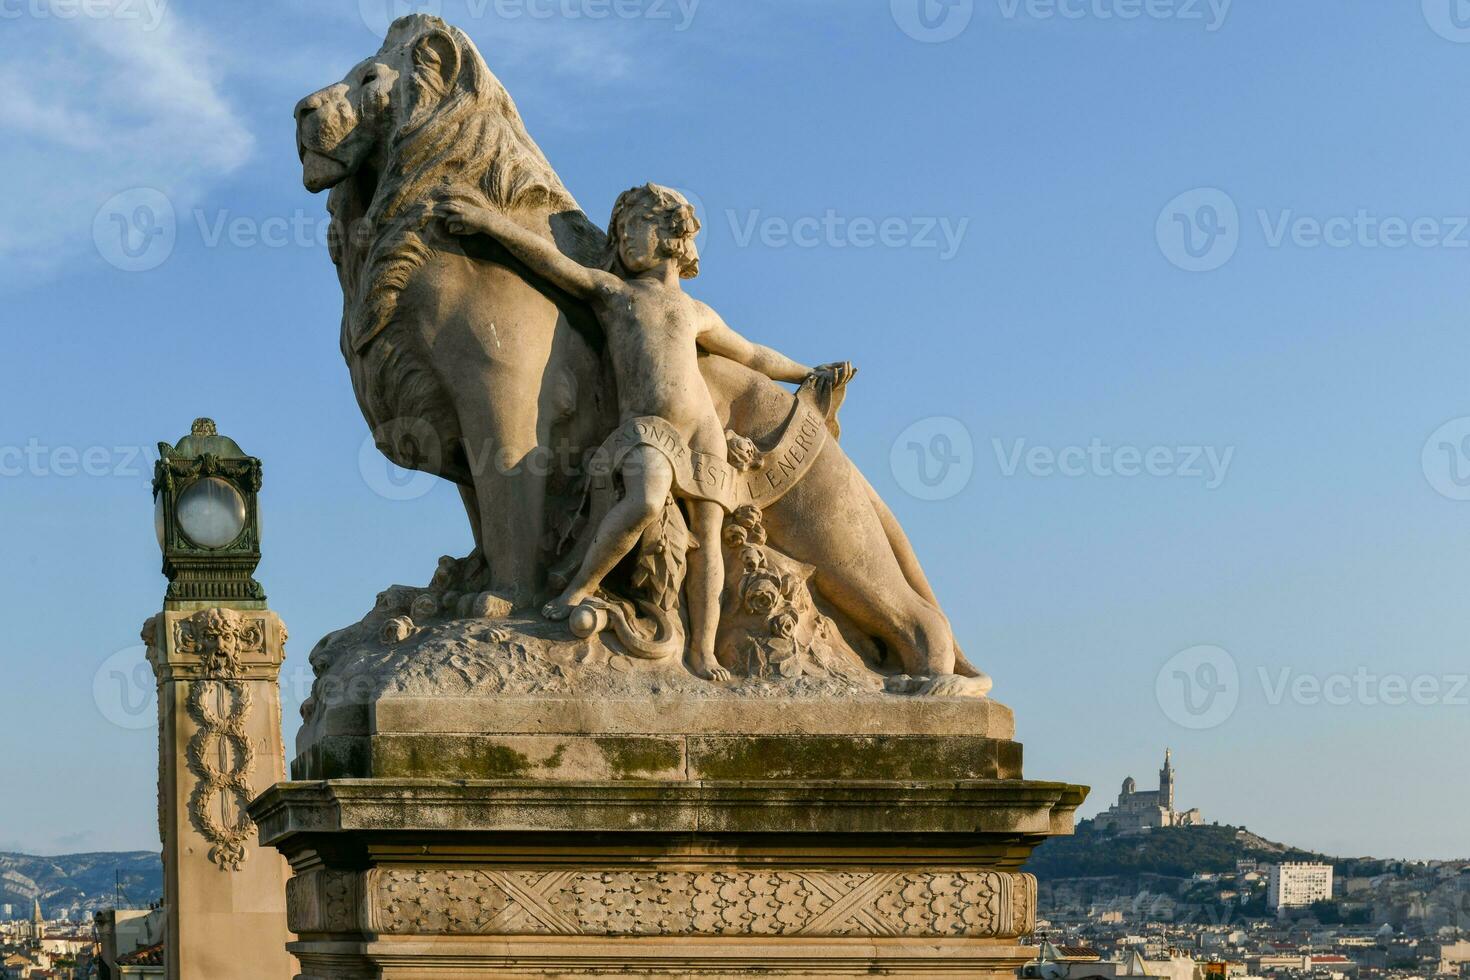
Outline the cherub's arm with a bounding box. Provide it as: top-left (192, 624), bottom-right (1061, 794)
top-left (694, 301), bottom-right (813, 383)
top-left (438, 198), bottom-right (619, 301)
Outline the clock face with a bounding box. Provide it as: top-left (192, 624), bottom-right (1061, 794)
top-left (176, 477), bottom-right (247, 549)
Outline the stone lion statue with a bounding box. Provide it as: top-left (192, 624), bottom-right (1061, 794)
top-left (294, 14), bottom-right (990, 696)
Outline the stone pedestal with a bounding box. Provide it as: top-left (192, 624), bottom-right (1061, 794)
top-left (252, 688), bottom-right (1085, 978)
top-left (146, 605), bottom-right (295, 980)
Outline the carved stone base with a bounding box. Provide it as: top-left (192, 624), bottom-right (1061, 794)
top-left (250, 776), bottom-right (1085, 978)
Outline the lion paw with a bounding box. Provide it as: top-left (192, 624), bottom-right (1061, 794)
top-left (915, 672), bottom-right (993, 698)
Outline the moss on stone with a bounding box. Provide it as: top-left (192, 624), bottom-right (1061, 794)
top-left (687, 735), bottom-right (1019, 781)
top-left (596, 737), bottom-right (684, 778)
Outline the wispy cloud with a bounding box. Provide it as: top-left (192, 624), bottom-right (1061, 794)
top-left (0, 0), bottom-right (254, 286)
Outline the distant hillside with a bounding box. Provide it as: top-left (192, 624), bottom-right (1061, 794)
top-left (1026, 819), bottom-right (1392, 880)
top-left (0, 851), bottom-right (161, 919)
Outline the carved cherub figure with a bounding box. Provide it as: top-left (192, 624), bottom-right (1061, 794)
top-left (439, 183), bottom-right (850, 682)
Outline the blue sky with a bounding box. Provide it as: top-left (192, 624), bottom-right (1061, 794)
top-left (2, 0), bottom-right (1468, 860)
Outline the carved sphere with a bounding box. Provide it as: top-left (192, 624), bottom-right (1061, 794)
top-left (568, 605), bottom-right (606, 639)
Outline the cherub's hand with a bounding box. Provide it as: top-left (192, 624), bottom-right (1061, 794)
top-left (434, 195), bottom-right (496, 237)
top-left (810, 361), bottom-right (856, 399)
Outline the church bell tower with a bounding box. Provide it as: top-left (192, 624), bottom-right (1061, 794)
top-left (1159, 748), bottom-right (1175, 808)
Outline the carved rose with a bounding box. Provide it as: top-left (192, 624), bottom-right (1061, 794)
top-left (382, 616), bottom-right (415, 644)
top-left (409, 593), bottom-right (439, 621)
top-left (730, 505), bottom-right (767, 545)
top-left (744, 578), bottom-right (781, 616)
top-left (739, 547), bottom-right (765, 576)
top-left (769, 609), bottom-right (798, 639)
top-left (725, 431), bottom-right (763, 471)
top-left (779, 573), bottom-right (810, 613)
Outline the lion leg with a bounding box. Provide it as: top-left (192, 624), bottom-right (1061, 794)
top-left (458, 482), bottom-right (485, 559)
top-left (854, 469), bottom-right (984, 680)
top-left (458, 406), bottom-right (546, 610)
top-left (762, 461), bottom-right (955, 677)
top-left (704, 355), bottom-right (989, 694)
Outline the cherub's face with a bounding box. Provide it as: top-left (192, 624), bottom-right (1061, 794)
top-left (616, 204), bottom-right (699, 275)
top-left (616, 211), bottom-right (665, 273)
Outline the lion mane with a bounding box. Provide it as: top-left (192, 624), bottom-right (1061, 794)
top-left (328, 14), bottom-right (587, 475)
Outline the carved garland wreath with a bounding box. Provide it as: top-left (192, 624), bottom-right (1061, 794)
top-left (185, 678), bottom-right (257, 871)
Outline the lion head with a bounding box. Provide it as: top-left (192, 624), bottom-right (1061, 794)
top-left (294, 14), bottom-right (572, 208)
top-left (294, 14), bottom-right (581, 351)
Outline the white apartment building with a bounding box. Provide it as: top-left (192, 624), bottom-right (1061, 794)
top-left (1267, 862), bottom-right (1334, 912)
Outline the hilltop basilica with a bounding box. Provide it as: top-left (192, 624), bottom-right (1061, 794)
top-left (1093, 749), bottom-right (1204, 834)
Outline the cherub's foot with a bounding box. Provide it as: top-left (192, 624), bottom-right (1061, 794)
top-left (915, 672), bottom-right (993, 698)
top-left (542, 590), bottom-right (591, 622)
top-left (690, 651), bottom-right (732, 683)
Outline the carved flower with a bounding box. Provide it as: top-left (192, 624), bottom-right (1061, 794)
top-left (730, 504), bottom-right (767, 545)
top-left (722, 523), bottom-right (748, 549)
top-left (381, 616), bottom-right (415, 644)
top-left (740, 547), bottom-right (765, 576)
top-left (430, 555), bottom-right (457, 590)
top-left (725, 431), bottom-right (763, 471)
top-left (779, 573), bottom-right (811, 614)
top-left (409, 593), bottom-right (439, 621)
top-left (743, 578), bottom-right (781, 616)
top-left (769, 609), bottom-right (798, 639)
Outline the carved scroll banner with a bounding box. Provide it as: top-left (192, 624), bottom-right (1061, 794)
top-left (587, 376), bottom-right (841, 516)
top-left (740, 377), bottom-right (837, 508)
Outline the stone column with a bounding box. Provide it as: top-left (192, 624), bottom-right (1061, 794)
top-left (145, 605), bottom-right (295, 979)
